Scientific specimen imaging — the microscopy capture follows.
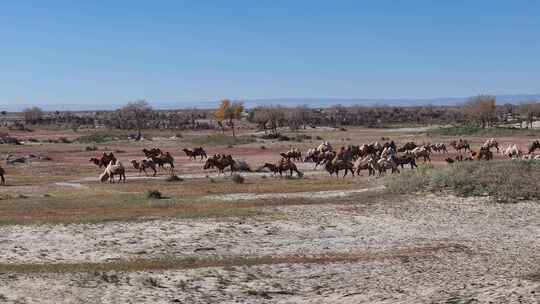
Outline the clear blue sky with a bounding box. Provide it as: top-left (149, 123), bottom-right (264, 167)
top-left (1, 1), bottom-right (540, 109)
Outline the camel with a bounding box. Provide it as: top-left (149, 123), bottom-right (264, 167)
top-left (380, 146), bottom-right (396, 159)
top-left (264, 159), bottom-right (303, 177)
top-left (280, 148), bottom-right (302, 162)
top-left (353, 156), bottom-right (374, 176)
top-left (182, 147), bottom-right (207, 160)
top-left (100, 161), bottom-right (126, 183)
top-left (277, 159), bottom-right (303, 177)
top-left (449, 139), bottom-right (470, 153)
top-left (142, 148), bottom-right (162, 158)
top-left (394, 154), bottom-right (418, 169)
top-left (528, 140), bottom-right (540, 154)
top-left (204, 155), bottom-right (236, 175)
top-left (261, 163), bottom-right (280, 176)
top-left (131, 159), bottom-right (157, 176)
top-left (382, 141), bottom-right (397, 151)
top-left (90, 152), bottom-right (116, 168)
top-left (369, 157), bottom-right (400, 176)
top-left (358, 144), bottom-right (377, 157)
top-left (482, 138), bottom-right (500, 153)
top-left (150, 152), bottom-right (175, 173)
top-left (408, 146), bottom-right (431, 162)
top-left (316, 141), bottom-right (333, 153)
top-left (430, 143), bottom-right (447, 153)
top-left (0, 166), bottom-right (5, 185)
top-left (475, 147), bottom-right (493, 161)
top-left (304, 148), bottom-right (318, 162)
top-left (324, 159), bottom-right (354, 178)
top-left (503, 144), bottom-right (522, 159)
top-left (314, 151), bottom-right (336, 168)
top-left (397, 142), bottom-right (417, 152)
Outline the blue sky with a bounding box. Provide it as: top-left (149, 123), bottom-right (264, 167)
top-left (1, 1), bottom-right (540, 110)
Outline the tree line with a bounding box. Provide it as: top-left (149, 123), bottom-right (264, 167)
top-left (4, 96), bottom-right (540, 135)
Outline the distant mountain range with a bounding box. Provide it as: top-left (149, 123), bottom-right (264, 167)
top-left (4, 94), bottom-right (540, 112)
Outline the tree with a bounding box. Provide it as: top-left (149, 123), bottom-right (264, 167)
top-left (518, 101), bottom-right (540, 128)
top-left (463, 95), bottom-right (497, 128)
top-left (214, 99), bottom-right (244, 137)
top-left (23, 106), bottom-right (44, 124)
top-left (119, 100), bottom-right (153, 140)
top-left (251, 106), bottom-right (285, 135)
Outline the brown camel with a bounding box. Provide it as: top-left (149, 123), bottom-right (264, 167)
top-left (151, 152), bottom-right (175, 173)
top-left (449, 139), bottom-right (471, 153)
top-left (90, 152), bottom-right (116, 168)
top-left (182, 147), bottom-right (207, 160)
top-left (528, 140), bottom-right (540, 154)
top-left (324, 159), bottom-right (354, 178)
top-left (0, 166), bottom-right (5, 185)
top-left (131, 159), bottom-right (157, 176)
top-left (142, 148), bottom-right (162, 158)
top-left (204, 155), bottom-right (236, 175)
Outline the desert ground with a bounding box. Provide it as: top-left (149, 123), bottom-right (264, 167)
top-left (0, 125), bottom-right (539, 303)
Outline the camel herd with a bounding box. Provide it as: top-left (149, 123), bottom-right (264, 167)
top-left (3, 137), bottom-right (540, 186)
top-left (66, 137), bottom-right (540, 182)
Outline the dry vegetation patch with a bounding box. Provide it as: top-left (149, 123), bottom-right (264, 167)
top-left (0, 243), bottom-right (463, 274)
top-left (385, 160), bottom-right (540, 202)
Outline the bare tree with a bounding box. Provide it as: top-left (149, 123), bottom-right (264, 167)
top-left (119, 100), bottom-right (153, 140)
top-left (256, 106), bottom-right (285, 135)
top-left (518, 101), bottom-right (540, 128)
top-left (23, 106), bottom-right (44, 124)
top-left (463, 95), bottom-right (497, 128)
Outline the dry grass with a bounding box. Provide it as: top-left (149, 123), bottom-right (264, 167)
top-left (385, 160), bottom-right (540, 202)
top-left (0, 243), bottom-right (465, 273)
top-left (0, 183), bottom-right (386, 225)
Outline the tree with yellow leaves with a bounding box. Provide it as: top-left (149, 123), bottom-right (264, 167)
top-left (214, 99), bottom-right (244, 137)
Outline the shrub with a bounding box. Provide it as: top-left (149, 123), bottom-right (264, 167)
top-left (315, 135), bottom-right (323, 140)
top-left (278, 135), bottom-right (290, 141)
top-left (232, 174), bottom-right (245, 184)
top-left (429, 125), bottom-right (540, 137)
top-left (77, 132), bottom-right (120, 143)
top-left (166, 175), bottom-right (183, 182)
top-left (146, 190), bottom-right (163, 199)
top-left (385, 161), bottom-right (540, 202)
top-left (86, 145), bottom-right (98, 151)
top-left (260, 145), bottom-right (267, 150)
top-left (191, 134), bottom-right (255, 146)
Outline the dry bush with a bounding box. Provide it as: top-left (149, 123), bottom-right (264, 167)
top-left (232, 174), bottom-right (245, 184)
top-left (385, 161), bottom-right (540, 202)
top-left (146, 190), bottom-right (163, 199)
top-left (166, 175), bottom-right (183, 182)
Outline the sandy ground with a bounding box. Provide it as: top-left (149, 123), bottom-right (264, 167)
top-left (0, 194), bottom-right (539, 303)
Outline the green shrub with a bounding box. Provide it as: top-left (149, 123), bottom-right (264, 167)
top-left (385, 161), bottom-right (540, 202)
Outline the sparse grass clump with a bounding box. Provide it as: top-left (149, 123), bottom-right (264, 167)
top-left (385, 160), bottom-right (540, 202)
top-left (166, 175), bottom-right (183, 182)
top-left (232, 174), bottom-right (245, 184)
top-left (146, 190), bottom-right (163, 199)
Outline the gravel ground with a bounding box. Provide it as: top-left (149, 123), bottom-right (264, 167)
top-left (0, 194), bottom-right (539, 303)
